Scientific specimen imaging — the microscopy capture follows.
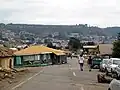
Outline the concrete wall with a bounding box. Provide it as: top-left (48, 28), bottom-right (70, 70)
top-left (0, 57), bottom-right (13, 70)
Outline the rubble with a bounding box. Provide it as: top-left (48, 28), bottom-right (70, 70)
top-left (0, 68), bottom-right (30, 89)
top-left (0, 69), bottom-right (15, 79)
top-left (97, 73), bottom-right (113, 83)
top-left (0, 68), bottom-right (29, 80)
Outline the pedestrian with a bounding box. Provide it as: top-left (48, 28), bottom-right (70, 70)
top-left (87, 56), bottom-right (92, 72)
top-left (78, 54), bottom-right (84, 71)
top-left (70, 53), bottom-right (72, 59)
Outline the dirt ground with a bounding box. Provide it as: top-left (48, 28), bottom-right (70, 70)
top-left (0, 67), bottom-right (43, 90)
top-left (0, 69), bottom-right (29, 90)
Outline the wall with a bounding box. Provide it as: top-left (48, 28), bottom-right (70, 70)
top-left (0, 57), bottom-right (13, 70)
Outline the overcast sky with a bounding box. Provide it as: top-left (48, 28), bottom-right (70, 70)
top-left (0, 0), bottom-right (120, 27)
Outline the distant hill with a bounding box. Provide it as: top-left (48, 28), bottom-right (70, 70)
top-left (103, 27), bottom-right (120, 36)
top-left (0, 23), bottom-right (120, 36)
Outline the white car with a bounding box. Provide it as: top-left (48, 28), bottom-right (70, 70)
top-left (106, 58), bottom-right (120, 75)
top-left (115, 64), bottom-right (120, 79)
top-left (108, 79), bottom-right (120, 90)
top-left (100, 59), bottom-right (110, 72)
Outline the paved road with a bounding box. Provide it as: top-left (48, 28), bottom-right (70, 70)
top-left (12, 58), bottom-right (108, 90)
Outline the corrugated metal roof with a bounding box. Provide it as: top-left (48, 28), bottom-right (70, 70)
top-left (51, 49), bottom-right (66, 55)
top-left (14, 45), bottom-right (65, 56)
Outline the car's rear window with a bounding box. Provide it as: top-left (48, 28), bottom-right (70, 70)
top-left (113, 60), bottom-right (120, 65)
top-left (93, 58), bottom-right (102, 60)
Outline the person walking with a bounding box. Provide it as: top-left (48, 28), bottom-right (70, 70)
top-left (87, 56), bottom-right (92, 72)
top-left (78, 54), bottom-right (84, 71)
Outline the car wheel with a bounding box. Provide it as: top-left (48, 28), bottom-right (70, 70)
top-left (91, 65), bottom-right (94, 69)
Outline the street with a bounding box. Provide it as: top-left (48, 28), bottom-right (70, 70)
top-left (11, 58), bottom-right (108, 90)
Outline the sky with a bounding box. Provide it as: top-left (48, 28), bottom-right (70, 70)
top-left (0, 0), bottom-right (120, 27)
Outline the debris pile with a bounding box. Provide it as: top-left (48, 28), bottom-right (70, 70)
top-left (0, 69), bottom-right (15, 80)
top-left (97, 73), bottom-right (113, 83)
top-left (0, 68), bottom-right (29, 89)
top-left (0, 68), bottom-right (29, 81)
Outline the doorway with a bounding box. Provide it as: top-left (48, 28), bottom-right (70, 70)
top-left (9, 59), bottom-right (12, 68)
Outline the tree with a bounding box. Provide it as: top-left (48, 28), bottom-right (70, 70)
top-left (117, 32), bottom-right (120, 40)
top-left (112, 41), bottom-right (120, 58)
top-left (0, 23), bottom-right (5, 28)
top-left (112, 33), bottom-right (120, 58)
top-left (44, 39), bottom-right (51, 44)
top-left (68, 37), bottom-right (82, 51)
top-left (47, 42), bottom-right (53, 48)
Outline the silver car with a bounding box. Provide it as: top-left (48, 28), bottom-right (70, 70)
top-left (108, 79), bottom-right (120, 90)
top-left (100, 59), bottom-right (110, 72)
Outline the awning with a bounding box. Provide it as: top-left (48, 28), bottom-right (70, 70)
top-left (83, 45), bottom-right (98, 49)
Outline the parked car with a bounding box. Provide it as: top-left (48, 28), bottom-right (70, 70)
top-left (114, 64), bottom-right (120, 79)
top-left (106, 58), bottom-right (120, 75)
top-left (108, 79), bottom-right (120, 90)
top-left (99, 59), bottom-right (110, 72)
top-left (91, 56), bottom-right (103, 69)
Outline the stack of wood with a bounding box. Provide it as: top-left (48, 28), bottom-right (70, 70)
top-left (97, 73), bottom-right (113, 83)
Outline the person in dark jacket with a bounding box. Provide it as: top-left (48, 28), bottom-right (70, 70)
top-left (87, 56), bottom-right (92, 71)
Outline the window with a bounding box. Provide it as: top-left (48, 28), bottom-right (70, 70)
top-left (16, 56), bottom-right (22, 65)
top-left (23, 55), bottom-right (34, 61)
top-left (35, 55), bottom-right (40, 60)
top-left (113, 60), bottom-right (120, 65)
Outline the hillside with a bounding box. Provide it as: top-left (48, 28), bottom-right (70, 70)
top-left (0, 23), bottom-right (120, 36)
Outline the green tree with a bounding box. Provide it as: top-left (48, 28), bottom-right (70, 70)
top-left (44, 39), bottom-right (51, 44)
top-left (68, 37), bottom-right (82, 51)
top-left (47, 42), bottom-right (53, 48)
top-left (112, 33), bottom-right (120, 58)
top-left (117, 32), bottom-right (120, 40)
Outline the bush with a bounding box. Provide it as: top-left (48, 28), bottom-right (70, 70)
top-left (112, 39), bottom-right (120, 58)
